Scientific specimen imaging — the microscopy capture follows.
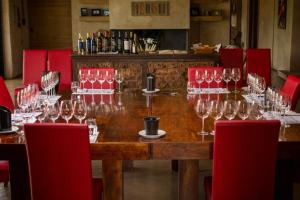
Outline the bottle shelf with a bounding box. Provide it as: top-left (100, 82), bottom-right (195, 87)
top-left (79, 16), bottom-right (109, 22)
top-left (191, 16), bottom-right (223, 22)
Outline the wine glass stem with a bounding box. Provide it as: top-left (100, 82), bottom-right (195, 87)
top-left (66, 119), bottom-right (69, 124)
top-left (235, 81), bottom-right (237, 92)
top-left (201, 117), bottom-right (205, 133)
top-left (119, 83), bottom-right (121, 93)
top-left (226, 82), bottom-right (228, 89)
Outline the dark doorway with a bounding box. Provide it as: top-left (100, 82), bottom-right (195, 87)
top-left (0, 2), bottom-right (4, 77)
top-left (248, 0), bottom-right (259, 48)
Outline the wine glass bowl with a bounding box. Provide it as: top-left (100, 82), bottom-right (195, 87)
top-left (237, 100), bottom-right (251, 120)
top-left (60, 100), bottom-right (73, 123)
top-left (223, 100), bottom-right (238, 120)
top-left (73, 99), bottom-right (87, 124)
top-left (209, 100), bottom-right (224, 135)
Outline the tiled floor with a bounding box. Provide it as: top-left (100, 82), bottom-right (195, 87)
top-left (1, 71), bottom-right (300, 200)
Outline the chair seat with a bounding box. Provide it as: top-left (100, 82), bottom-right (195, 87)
top-left (92, 178), bottom-right (103, 200)
top-left (0, 161), bottom-right (9, 185)
top-left (204, 176), bottom-right (212, 200)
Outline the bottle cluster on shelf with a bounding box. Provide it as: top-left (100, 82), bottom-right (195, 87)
top-left (77, 30), bottom-right (138, 55)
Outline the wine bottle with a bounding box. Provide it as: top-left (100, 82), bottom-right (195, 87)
top-left (78, 33), bottom-right (84, 55)
top-left (117, 31), bottom-right (123, 53)
top-left (111, 31), bottom-right (117, 52)
top-left (102, 31), bottom-right (109, 52)
top-left (132, 33), bottom-right (137, 54)
top-left (91, 33), bottom-right (97, 54)
top-left (86, 32), bottom-right (92, 54)
top-left (123, 31), bottom-right (130, 54)
top-left (129, 31), bottom-right (133, 54)
top-left (96, 32), bottom-right (102, 53)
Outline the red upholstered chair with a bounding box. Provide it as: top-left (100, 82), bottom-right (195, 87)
top-left (188, 66), bottom-right (224, 88)
top-left (246, 48), bottom-right (271, 86)
top-left (47, 49), bottom-right (73, 92)
top-left (204, 120), bottom-right (280, 200)
top-left (0, 161), bottom-right (9, 187)
top-left (79, 67), bottom-right (115, 90)
top-left (220, 48), bottom-right (244, 88)
top-left (23, 49), bottom-right (47, 87)
top-left (24, 123), bottom-right (103, 200)
top-left (280, 75), bottom-right (300, 111)
top-left (0, 76), bottom-right (14, 111)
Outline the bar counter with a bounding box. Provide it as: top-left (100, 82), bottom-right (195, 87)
top-left (72, 52), bottom-right (220, 90)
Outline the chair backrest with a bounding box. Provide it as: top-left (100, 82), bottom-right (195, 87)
top-left (188, 66), bottom-right (224, 88)
top-left (246, 48), bottom-right (271, 86)
top-left (0, 77), bottom-right (14, 111)
top-left (47, 49), bottom-right (73, 92)
top-left (23, 49), bottom-right (47, 86)
top-left (212, 120), bottom-right (280, 200)
top-left (281, 75), bottom-right (300, 110)
top-left (79, 67), bottom-right (115, 89)
top-left (24, 123), bottom-right (94, 200)
top-left (220, 48), bottom-right (244, 87)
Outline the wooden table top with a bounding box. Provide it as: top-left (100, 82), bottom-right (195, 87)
top-left (1, 91), bottom-right (300, 160)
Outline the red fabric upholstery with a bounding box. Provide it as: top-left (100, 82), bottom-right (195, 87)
top-left (0, 161), bottom-right (9, 186)
top-left (188, 66), bottom-right (224, 88)
top-left (79, 67), bottom-right (115, 89)
top-left (246, 48), bottom-right (271, 86)
top-left (23, 49), bottom-right (47, 87)
top-left (0, 76), bottom-right (14, 111)
top-left (24, 124), bottom-right (103, 200)
top-left (47, 49), bottom-right (73, 92)
top-left (204, 120), bottom-right (280, 200)
top-left (281, 75), bottom-right (300, 111)
top-left (220, 48), bottom-right (243, 87)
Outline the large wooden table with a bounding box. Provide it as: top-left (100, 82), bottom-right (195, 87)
top-left (0, 91), bottom-right (300, 200)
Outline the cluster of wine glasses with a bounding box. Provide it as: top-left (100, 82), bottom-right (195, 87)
top-left (41, 71), bottom-right (59, 96)
top-left (265, 87), bottom-right (291, 118)
top-left (194, 98), bottom-right (264, 136)
top-left (192, 68), bottom-right (241, 92)
top-left (47, 99), bottom-right (87, 124)
top-left (78, 69), bottom-right (124, 93)
top-left (247, 73), bottom-right (266, 95)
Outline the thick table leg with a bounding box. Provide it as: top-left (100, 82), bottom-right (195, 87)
top-left (9, 159), bottom-right (31, 200)
top-left (102, 160), bottom-right (123, 200)
top-left (179, 160), bottom-right (199, 200)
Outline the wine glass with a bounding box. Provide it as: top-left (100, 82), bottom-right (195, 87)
top-left (209, 100), bottom-right (224, 135)
top-left (204, 70), bottom-right (214, 91)
top-left (115, 71), bottom-right (124, 93)
top-left (195, 70), bottom-right (205, 90)
top-left (79, 70), bottom-right (87, 91)
top-left (231, 68), bottom-right (241, 93)
top-left (106, 71), bottom-right (114, 91)
top-left (222, 68), bottom-right (232, 89)
top-left (96, 70), bottom-right (105, 90)
top-left (250, 103), bottom-right (264, 120)
top-left (194, 98), bottom-right (209, 135)
top-left (48, 102), bottom-right (60, 123)
top-left (85, 118), bottom-right (98, 135)
top-left (71, 81), bottom-right (79, 93)
top-left (60, 100), bottom-right (73, 123)
top-left (36, 100), bottom-right (48, 123)
top-left (213, 69), bottom-right (223, 92)
top-left (237, 100), bottom-right (251, 120)
top-left (73, 99), bottom-right (87, 124)
top-left (87, 70), bottom-right (96, 90)
top-left (223, 100), bottom-right (238, 120)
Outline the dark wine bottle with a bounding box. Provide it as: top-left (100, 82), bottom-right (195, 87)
top-left (117, 31), bottom-right (123, 53)
top-left (96, 32), bottom-right (102, 53)
top-left (123, 31), bottom-right (130, 54)
top-left (111, 31), bottom-right (117, 52)
top-left (102, 31), bottom-right (109, 52)
top-left (91, 33), bottom-right (97, 54)
top-left (86, 32), bottom-right (92, 54)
